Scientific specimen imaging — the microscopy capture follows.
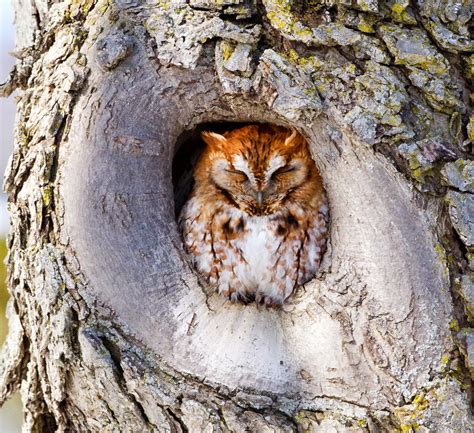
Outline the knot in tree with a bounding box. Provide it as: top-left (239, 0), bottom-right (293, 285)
top-left (0, 0), bottom-right (473, 431)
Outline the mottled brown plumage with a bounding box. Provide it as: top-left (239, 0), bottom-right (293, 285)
top-left (179, 124), bottom-right (328, 306)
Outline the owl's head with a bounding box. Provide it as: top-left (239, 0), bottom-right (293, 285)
top-left (196, 125), bottom-right (319, 216)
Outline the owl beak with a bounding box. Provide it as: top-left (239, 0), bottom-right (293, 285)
top-left (257, 191), bottom-right (264, 206)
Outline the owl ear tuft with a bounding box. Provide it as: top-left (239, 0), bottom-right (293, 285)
top-left (284, 129), bottom-right (298, 147)
top-left (201, 131), bottom-right (227, 149)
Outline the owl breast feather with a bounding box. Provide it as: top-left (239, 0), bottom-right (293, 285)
top-left (180, 198), bottom-right (328, 305)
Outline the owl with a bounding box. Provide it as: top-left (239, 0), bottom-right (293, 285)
top-left (179, 124), bottom-right (328, 307)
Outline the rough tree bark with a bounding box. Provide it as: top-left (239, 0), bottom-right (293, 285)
top-left (0, 0), bottom-right (473, 431)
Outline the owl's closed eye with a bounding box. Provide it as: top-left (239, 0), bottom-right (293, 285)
top-left (179, 124), bottom-right (328, 307)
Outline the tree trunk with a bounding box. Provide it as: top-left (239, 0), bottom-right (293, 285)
top-left (1, 0), bottom-right (473, 431)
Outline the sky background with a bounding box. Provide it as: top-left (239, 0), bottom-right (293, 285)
top-left (1, 1), bottom-right (23, 432)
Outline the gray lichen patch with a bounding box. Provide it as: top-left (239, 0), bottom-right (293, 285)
top-left (382, 0), bottom-right (417, 25)
top-left (398, 138), bottom-right (456, 190)
top-left (406, 67), bottom-right (461, 113)
top-left (417, 0), bottom-right (473, 53)
top-left (216, 42), bottom-right (323, 121)
top-left (353, 35), bottom-right (391, 64)
top-left (260, 1), bottom-right (470, 150)
top-left (446, 191), bottom-right (474, 249)
top-left (424, 20), bottom-right (474, 53)
top-left (287, 52), bottom-right (412, 143)
top-left (95, 30), bottom-right (133, 71)
top-left (441, 160), bottom-right (474, 193)
top-left (391, 379), bottom-right (473, 432)
top-left (344, 61), bottom-right (412, 143)
top-left (215, 41), bottom-right (255, 94)
top-left (352, 0), bottom-right (379, 13)
top-left (188, 0), bottom-right (255, 19)
top-left (145, 3), bottom-right (260, 69)
top-left (252, 50), bottom-right (322, 124)
top-left (337, 8), bottom-right (380, 34)
top-left (312, 23), bottom-right (362, 46)
top-left (379, 24), bottom-right (450, 75)
top-left (379, 24), bottom-right (462, 112)
top-left (220, 42), bottom-right (253, 75)
top-left (262, 0), bottom-right (314, 44)
top-left (264, 0), bottom-right (390, 64)
top-left (457, 328), bottom-right (474, 378)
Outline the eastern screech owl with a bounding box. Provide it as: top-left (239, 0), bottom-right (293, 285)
top-left (179, 124), bottom-right (328, 306)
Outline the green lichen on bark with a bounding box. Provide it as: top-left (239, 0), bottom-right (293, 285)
top-left (417, 0), bottom-right (473, 53)
top-left (379, 24), bottom-right (461, 112)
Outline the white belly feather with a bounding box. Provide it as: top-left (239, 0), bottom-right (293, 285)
top-left (181, 199), bottom-right (327, 305)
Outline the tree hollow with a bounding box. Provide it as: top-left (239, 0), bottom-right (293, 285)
top-left (60, 47), bottom-right (452, 411)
